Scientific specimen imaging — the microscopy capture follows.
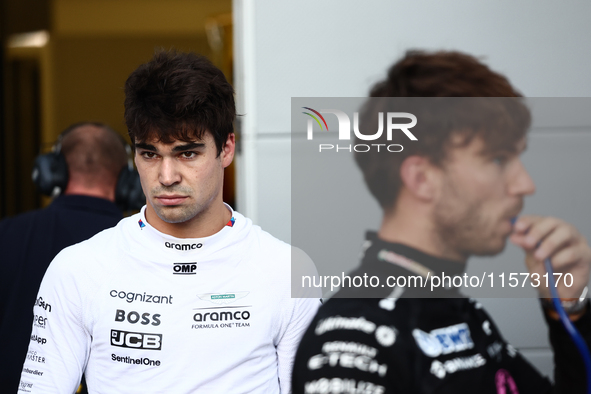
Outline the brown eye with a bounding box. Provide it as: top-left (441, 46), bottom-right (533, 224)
top-left (141, 151), bottom-right (158, 159)
top-left (181, 151), bottom-right (197, 159)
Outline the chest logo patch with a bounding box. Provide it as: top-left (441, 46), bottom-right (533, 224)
top-left (198, 292), bottom-right (249, 305)
top-left (412, 322), bottom-right (474, 358)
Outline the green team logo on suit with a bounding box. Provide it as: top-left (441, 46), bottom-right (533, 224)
top-left (212, 294), bottom-right (234, 300)
top-left (198, 292), bottom-right (249, 305)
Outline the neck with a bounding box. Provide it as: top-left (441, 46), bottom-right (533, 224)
top-left (378, 202), bottom-right (467, 264)
top-left (64, 183), bottom-right (115, 202)
top-left (145, 200), bottom-right (231, 239)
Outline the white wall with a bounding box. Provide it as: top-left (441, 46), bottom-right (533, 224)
top-left (233, 0), bottom-right (591, 378)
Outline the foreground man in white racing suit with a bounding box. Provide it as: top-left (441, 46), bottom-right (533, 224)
top-left (292, 51), bottom-right (591, 393)
top-left (19, 50), bottom-right (320, 393)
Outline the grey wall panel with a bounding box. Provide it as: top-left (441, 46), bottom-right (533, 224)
top-left (234, 0), bottom-right (591, 381)
top-left (255, 136), bottom-right (292, 243)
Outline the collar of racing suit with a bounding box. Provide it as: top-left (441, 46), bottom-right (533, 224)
top-left (356, 231), bottom-right (467, 297)
top-left (361, 231), bottom-right (465, 278)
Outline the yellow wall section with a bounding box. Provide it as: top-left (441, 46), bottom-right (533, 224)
top-left (53, 0), bottom-right (232, 36)
top-left (51, 36), bottom-right (212, 141)
top-left (47, 0), bottom-right (231, 142)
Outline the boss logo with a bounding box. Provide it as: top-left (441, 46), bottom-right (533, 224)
top-left (173, 263), bottom-right (197, 275)
top-left (115, 310), bottom-right (161, 326)
top-left (110, 330), bottom-right (162, 350)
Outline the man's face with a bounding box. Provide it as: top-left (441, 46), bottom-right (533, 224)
top-left (431, 135), bottom-right (535, 259)
top-left (134, 132), bottom-right (234, 230)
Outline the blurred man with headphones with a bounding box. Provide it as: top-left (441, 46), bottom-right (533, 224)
top-left (0, 122), bottom-right (144, 394)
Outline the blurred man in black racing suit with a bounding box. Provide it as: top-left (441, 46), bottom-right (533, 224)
top-left (292, 51), bottom-right (591, 393)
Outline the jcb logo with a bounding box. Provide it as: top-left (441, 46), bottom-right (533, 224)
top-left (110, 330), bottom-right (162, 350)
top-left (173, 263), bottom-right (197, 275)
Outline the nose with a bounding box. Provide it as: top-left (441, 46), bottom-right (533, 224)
top-left (159, 157), bottom-right (181, 186)
top-left (509, 159), bottom-right (536, 196)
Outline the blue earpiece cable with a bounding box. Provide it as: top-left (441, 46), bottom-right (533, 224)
top-left (511, 217), bottom-right (591, 392)
top-left (544, 258), bottom-right (591, 393)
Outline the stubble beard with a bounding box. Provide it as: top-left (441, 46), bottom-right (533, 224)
top-left (150, 186), bottom-right (200, 224)
top-left (432, 185), bottom-right (509, 259)
top-left (153, 204), bottom-right (201, 224)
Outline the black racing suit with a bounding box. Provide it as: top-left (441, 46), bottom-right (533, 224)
top-left (0, 195), bottom-right (122, 394)
top-left (292, 232), bottom-right (591, 393)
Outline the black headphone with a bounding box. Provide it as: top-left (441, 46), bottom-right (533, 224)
top-left (31, 124), bottom-right (145, 211)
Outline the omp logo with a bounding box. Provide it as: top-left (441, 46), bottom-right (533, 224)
top-left (110, 329), bottom-right (162, 350)
top-left (173, 263), bottom-right (197, 275)
top-left (412, 322), bottom-right (474, 358)
top-left (302, 106), bottom-right (417, 153)
top-left (34, 297), bottom-right (51, 312)
top-left (165, 242), bottom-right (202, 251)
top-left (114, 310), bottom-right (161, 326)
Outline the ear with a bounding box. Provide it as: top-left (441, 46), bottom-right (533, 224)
top-left (221, 133), bottom-right (235, 168)
top-left (399, 155), bottom-right (439, 201)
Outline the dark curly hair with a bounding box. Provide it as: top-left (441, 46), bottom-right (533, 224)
top-left (355, 50), bottom-right (531, 210)
top-left (124, 50), bottom-right (235, 156)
